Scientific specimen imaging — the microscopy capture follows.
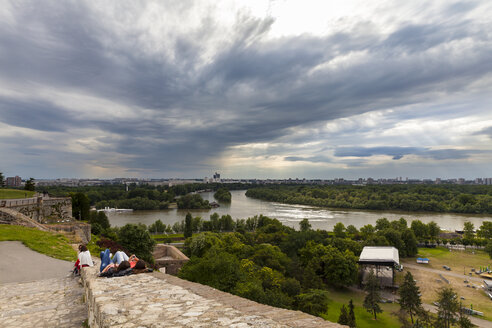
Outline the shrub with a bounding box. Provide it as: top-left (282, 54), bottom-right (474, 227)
top-left (117, 223), bottom-right (156, 263)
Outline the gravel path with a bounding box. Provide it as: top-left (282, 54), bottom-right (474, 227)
top-left (0, 241), bottom-right (74, 283)
top-left (0, 241), bottom-right (87, 327)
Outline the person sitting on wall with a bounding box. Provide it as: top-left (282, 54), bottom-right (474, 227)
top-left (73, 245), bottom-right (93, 275)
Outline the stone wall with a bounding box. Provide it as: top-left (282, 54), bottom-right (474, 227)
top-left (1, 196), bottom-right (72, 223)
top-left (81, 266), bottom-right (344, 328)
top-left (0, 207), bottom-right (49, 231)
top-left (153, 244), bottom-right (190, 275)
top-left (45, 221), bottom-right (92, 244)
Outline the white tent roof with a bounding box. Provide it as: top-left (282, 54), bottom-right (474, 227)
top-left (359, 246), bottom-right (399, 265)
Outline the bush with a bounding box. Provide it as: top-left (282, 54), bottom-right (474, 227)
top-left (117, 223), bottom-right (156, 263)
top-left (296, 289), bottom-right (330, 316)
top-left (91, 223), bottom-right (103, 235)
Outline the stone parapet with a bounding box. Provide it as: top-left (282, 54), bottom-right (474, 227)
top-left (81, 266), bottom-right (344, 328)
top-left (153, 244), bottom-right (189, 275)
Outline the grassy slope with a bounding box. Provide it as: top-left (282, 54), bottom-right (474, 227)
top-left (0, 189), bottom-right (35, 199)
top-left (322, 288), bottom-right (401, 328)
top-left (0, 225), bottom-right (77, 261)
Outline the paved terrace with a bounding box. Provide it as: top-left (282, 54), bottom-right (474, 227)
top-left (82, 266), bottom-right (344, 328)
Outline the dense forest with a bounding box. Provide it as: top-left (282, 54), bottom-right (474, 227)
top-left (175, 215), bottom-right (492, 322)
top-left (246, 184), bottom-right (492, 214)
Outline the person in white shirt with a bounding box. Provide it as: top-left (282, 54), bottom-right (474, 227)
top-left (76, 245), bottom-right (93, 271)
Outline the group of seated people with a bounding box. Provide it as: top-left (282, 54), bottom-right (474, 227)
top-left (74, 244), bottom-right (151, 278)
top-left (99, 249), bottom-right (150, 277)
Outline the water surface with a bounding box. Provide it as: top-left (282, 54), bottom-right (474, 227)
top-left (107, 190), bottom-right (491, 231)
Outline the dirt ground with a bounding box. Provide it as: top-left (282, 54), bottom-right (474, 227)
top-left (398, 248), bottom-right (492, 322)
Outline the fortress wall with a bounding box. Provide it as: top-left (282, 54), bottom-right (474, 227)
top-left (1, 196), bottom-right (72, 223)
top-left (81, 266), bottom-right (344, 328)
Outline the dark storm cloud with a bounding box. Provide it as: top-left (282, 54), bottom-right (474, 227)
top-left (1, 0), bottom-right (491, 176)
top-left (0, 98), bottom-right (78, 132)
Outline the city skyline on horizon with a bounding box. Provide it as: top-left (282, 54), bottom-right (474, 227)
top-left (1, 1), bottom-right (492, 180)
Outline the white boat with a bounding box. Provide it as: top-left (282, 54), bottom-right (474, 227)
top-left (97, 207), bottom-right (133, 213)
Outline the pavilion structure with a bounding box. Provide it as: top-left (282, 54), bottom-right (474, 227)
top-left (358, 246), bottom-right (400, 287)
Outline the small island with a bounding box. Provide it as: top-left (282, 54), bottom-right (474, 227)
top-left (214, 187), bottom-right (231, 202)
top-left (177, 194), bottom-right (211, 209)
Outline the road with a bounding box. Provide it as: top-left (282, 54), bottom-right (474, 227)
top-left (404, 263), bottom-right (484, 283)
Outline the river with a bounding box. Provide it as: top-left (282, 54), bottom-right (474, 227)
top-left (107, 190), bottom-right (492, 231)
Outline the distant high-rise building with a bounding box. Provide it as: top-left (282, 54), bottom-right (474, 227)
top-left (6, 176), bottom-right (22, 187)
top-left (213, 172), bottom-right (221, 182)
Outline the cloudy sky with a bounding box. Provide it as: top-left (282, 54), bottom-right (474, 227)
top-left (1, 0), bottom-right (491, 179)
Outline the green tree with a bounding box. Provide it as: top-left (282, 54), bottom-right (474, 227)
top-left (434, 287), bottom-right (459, 328)
top-left (296, 289), bottom-right (329, 316)
top-left (299, 219), bottom-right (311, 232)
top-left (0, 172), bottom-right (5, 187)
top-left (376, 218), bottom-right (390, 231)
top-left (24, 177), bottom-right (35, 191)
top-left (346, 225), bottom-right (358, 236)
top-left (399, 271), bottom-right (422, 324)
top-left (219, 214), bottom-right (234, 231)
top-left (427, 221), bottom-right (440, 240)
top-left (348, 299), bottom-right (356, 327)
top-left (338, 305), bottom-right (349, 325)
top-left (333, 222), bottom-right (346, 238)
top-left (478, 221), bottom-right (492, 239)
top-left (148, 219), bottom-right (166, 234)
top-left (89, 210), bottom-right (110, 230)
top-left (402, 229), bottom-right (418, 257)
top-left (214, 188), bottom-right (231, 202)
top-left (178, 247), bottom-right (243, 292)
top-left (463, 221), bottom-right (475, 241)
top-left (71, 192), bottom-right (90, 220)
top-left (411, 220), bottom-right (429, 240)
top-left (184, 212), bottom-right (193, 238)
top-left (177, 194), bottom-right (211, 209)
top-left (363, 269), bottom-right (382, 320)
top-left (117, 223), bottom-right (156, 263)
top-left (485, 240), bottom-right (492, 259)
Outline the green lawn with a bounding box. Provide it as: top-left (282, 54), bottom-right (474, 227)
top-left (0, 188), bottom-right (35, 199)
top-left (0, 225), bottom-right (77, 261)
top-left (403, 247), bottom-right (491, 273)
top-left (321, 288), bottom-right (402, 328)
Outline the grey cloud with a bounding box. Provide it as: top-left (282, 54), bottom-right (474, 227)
top-left (335, 147), bottom-right (424, 160)
top-left (334, 147), bottom-right (480, 161)
top-left (1, 0), bottom-right (492, 177)
top-left (474, 126), bottom-right (492, 138)
top-left (284, 156), bottom-right (331, 163)
top-left (0, 98), bottom-right (78, 132)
